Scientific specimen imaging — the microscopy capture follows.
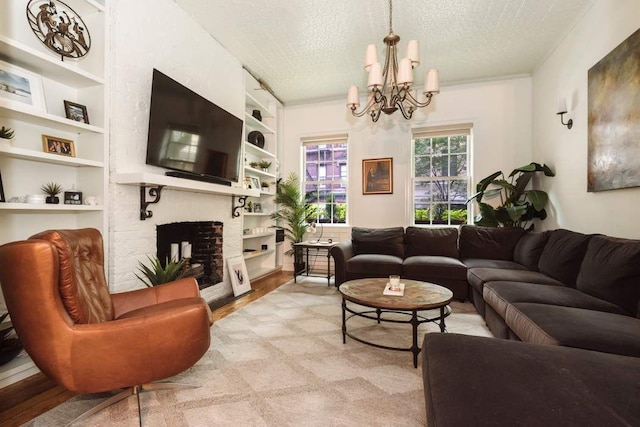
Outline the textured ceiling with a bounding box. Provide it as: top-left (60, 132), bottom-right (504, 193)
top-left (174, 0), bottom-right (595, 105)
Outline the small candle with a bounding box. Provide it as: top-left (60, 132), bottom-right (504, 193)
top-left (183, 244), bottom-right (192, 259)
top-left (170, 243), bottom-right (179, 263)
top-left (181, 241), bottom-right (189, 259)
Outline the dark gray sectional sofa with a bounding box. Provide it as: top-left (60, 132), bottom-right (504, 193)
top-left (331, 224), bottom-right (640, 425)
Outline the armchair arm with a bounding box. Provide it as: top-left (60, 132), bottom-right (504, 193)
top-left (331, 241), bottom-right (354, 286)
top-left (69, 297), bottom-right (211, 393)
top-left (111, 278), bottom-right (200, 318)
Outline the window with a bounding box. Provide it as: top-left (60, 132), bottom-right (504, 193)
top-left (302, 134), bottom-right (348, 224)
top-left (412, 125), bottom-right (472, 225)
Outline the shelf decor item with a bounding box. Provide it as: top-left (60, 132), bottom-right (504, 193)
top-left (41, 182), bottom-right (63, 204)
top-left (247, 130), bottom-right (265, 149)
top-left (0, 59), bottom-right (46, 112)
top-left (252, 109), bottom-right (262, 121)
top-left (0, 127), bottom-right (14, 141)
top-left (42, 134), bottom-right (75, 157)
top-left (63, 191), bottom-right (82, 205)
top-left (0, 172), bottom-right (5, 202)
top-left (26, 0), bottom-right (92, 60)
top-left (258, 160), bottom-right (272, 171)
top-left (363, 157), bottom-right (393, 195)
top-left (226, 255), bottom-right (251, 297)
top-left (63, 100), bottom-right (89, 124)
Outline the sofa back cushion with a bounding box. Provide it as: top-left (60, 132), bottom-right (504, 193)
top-left (405, 227), bottom-right (458, 258)
top-left (513, 231), bottom-right (550, 271)
top-left (537, 229), bottom-right (592, 287)
top-left (576, 235), bottom-right (640, 315)
top-left (352, 227), bottom-right (405, 258)
top-left (459, 225), bottom-right (525, 261)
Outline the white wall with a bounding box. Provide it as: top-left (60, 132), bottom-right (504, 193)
top-left (108, 0), bottom-right (244, 299)
top-left (532, 0), bottom-right (640, 238)
top-left (282, 77), bottom-right (533, 237)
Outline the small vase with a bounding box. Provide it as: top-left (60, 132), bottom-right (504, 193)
top-left (252, 109), bottom-right (262, 122)
top-left (45, 196), bottom-right (60, 204)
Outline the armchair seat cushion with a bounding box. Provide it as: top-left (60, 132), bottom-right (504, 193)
top-left (505, 303), bottom-right (640, 357)
top-left (346, 254), bottom-right (403, 276)
top-left (403, 256), bottom-right (467, 280)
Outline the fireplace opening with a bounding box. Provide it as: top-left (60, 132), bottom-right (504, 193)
top-left (157, 221), bottom-right (223, 290)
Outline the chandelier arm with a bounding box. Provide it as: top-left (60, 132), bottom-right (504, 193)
top-left (396, 100), bottom-right (415, 120)
top-left (405, 90), bottom-right (434, 108)
top-left (350, 88), bottom-right (384, 117)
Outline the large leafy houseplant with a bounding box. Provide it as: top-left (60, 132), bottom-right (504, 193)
top-left (270, 172), bottom-right (317, 256)
top-left (467, 162), bottom-right (555, 230)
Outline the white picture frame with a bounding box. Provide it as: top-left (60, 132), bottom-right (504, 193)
top-left (226, 255), bottom-right (251, 297)
top-left (0, 59), bottom-right (46, 112)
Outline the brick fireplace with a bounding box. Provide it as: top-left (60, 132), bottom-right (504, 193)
top-left (157, 221), bottom-right (223, 289)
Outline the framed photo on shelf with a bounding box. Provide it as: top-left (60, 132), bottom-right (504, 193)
top-left (363, 157), bottom-right (393, 195)
top-left (0, 171), bottom-right (5, 202)
top-left (63, 191), bottom-right (83, 205)
top-left (249, 176), bottom-right (261, 190)
top-left (253, 202), bottom-right (262, 213)
top-left (0, 59), bottom-right (46, 112)
top-left (42, 135), bottom-right (75, 157)
top-left (63, 100), bottom-right (90, 124)
top-left (226, 255), bottom-right (251, 297)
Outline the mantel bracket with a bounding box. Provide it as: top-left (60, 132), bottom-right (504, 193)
top-left (140, 185), bottom-right (164, 220)
top-left (232, 195), bottom-right (248, 218)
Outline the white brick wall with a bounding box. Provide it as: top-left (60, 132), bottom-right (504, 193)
top-left (108, 0), bottom-right (245, 301)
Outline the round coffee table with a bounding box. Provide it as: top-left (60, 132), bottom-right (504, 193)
top-left (339, 278), bottom-right (453, 368)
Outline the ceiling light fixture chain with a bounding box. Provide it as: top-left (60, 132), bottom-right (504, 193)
top-left (347, 0), bottom-right (440, 122)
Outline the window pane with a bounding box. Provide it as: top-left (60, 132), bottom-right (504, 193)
top-left (431, 155), bottom-right (448, 177)
top-left (415, 138), bottom-right (431, 155)
top-left (432, 180), bottom-right (448, 201)
top-left (450, 154), bottom-right (467, 177)
top-left (433, 137), bottom-right (448, 154)
top-left (450, 179), bottom-right (468, 203)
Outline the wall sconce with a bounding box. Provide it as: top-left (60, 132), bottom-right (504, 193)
top-left (556, 98), bottom-right (573, 129)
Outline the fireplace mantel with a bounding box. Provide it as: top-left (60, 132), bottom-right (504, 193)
top-left (115, 172), bottom-right (260, 220)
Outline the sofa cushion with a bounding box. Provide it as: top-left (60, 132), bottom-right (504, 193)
top-left (404, 227), bottom-right (458, 258)
top-left (513, 231), bottom-right (550, 271)
top-left (576, 235), bottom-right (640, 315)
top-left (352, 227), bottom-right (405, 258)
top-left (484, 281), bottom-right (627, 319)
top-left (462, 258), bottom-right (527, 270)
top-left (459, 225), bottom-right (525, 260)
top-left (422, 333), bottom-right (640, 427)
top-left (505, 303), bottom-right (640, 357)
top-left (537, 229), bottom-right (592, 287)
top-left (346, 254), bottom-right (403, 276)
top-left (467, 267), bottom-right (563, 295)
top-left (402, 256), bottom-right (467, 281)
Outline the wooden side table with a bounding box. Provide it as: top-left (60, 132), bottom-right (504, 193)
top-left (292, 241), bottom-right (336, 286)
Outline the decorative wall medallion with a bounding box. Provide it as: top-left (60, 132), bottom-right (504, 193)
top-left (26, 0), bottom-right (91, 60)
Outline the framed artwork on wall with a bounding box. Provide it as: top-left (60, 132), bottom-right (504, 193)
top-left (0, 59), bottom-right (46, 112)
top-left (588, 27), bottom-right (640, 192)
top-left (362, 157), bottom-right (393, 195)
top-left (226, 255), bottom-right (251, 297)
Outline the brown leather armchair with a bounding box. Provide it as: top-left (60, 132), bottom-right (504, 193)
top-left (0, 228), bottom-right (213, 424)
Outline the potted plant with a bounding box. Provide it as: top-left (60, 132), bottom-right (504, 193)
top-left (260, 181), bottom-right (270, 191)
top-left (271, 172), bottom-right (317, 273)
top-left (135, 255), bottom-right (186, 287)
top-left (0, 312), bottom-right (22, 366)
top-left (258, 160), bottom-right (272, 172)
top-left (466, 162), bottom-right (555, 230)
top-left (249, 161), bottom-right (259, 169)
top-left (40, 182), bottom-right (63, 204)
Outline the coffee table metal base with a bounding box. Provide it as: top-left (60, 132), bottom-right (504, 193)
top-left (341, 300), bottom-right (451, 368)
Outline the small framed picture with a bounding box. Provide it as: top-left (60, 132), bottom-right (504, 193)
top-left (63, 191), bottom-right (83, 205)
top-left (63, 101), bottom-right (89, 124)
top-left (0, 59), bottom-right (46, 112)
top-left (0, 171), bottom-right (5, 202)
top-left (226, 255), bottom-right (251, 297)
top-left (249, 176), bottom-right (261, 190)
top-left (253, 202), bottom-right (262, 213)
top-left (363, 157), bottom-right (393, 195)
top-left (42, 135), bottom-right (75, 157)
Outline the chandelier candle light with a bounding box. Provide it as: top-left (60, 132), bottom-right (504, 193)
top-left (347, 0), bottom-right (439, 122)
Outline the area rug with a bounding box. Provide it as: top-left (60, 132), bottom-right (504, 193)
top-left (27, 278), bottom-right (492, 426)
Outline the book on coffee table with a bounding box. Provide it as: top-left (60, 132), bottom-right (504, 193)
top-left (383, 282), bottom-right (405, 296)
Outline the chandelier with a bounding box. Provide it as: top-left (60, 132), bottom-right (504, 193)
top-left (347, 0), bottom-right (439, 122)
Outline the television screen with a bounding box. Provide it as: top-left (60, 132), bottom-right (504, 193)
top-left (146, 69), bottom-right (243, 184)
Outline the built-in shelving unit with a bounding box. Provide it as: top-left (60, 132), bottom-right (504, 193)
top-left (242, 71), bottom-right (283, 280)
top-left (0, 0), bottom-right (108, 388)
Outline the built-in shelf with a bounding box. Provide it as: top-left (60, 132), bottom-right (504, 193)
top-left (244, 212), bottom-right (272, 217)
top-left (245, 93), bottom-right (275, 118)
top-left (244, 113), bottom-right (275, 134)
top-left (115, 173), bottom-right (260, 197)
top-left (243, 249), bottom-right (275, 260)
top-left (0, 145), bottom-right (103, 167)
top-left (0, 100), bottom-right (105, 135)
top-left (243, 166), bottom-right (276, 179)
top-left (243, 231), bottom-right (276, 239)
top-left (0, 203), bottom-right (103, 212)
top-left (244, 141), bottom-right (276, 159)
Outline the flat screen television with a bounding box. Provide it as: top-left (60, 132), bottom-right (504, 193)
top-left (146, 69), bottom-right (243, 185)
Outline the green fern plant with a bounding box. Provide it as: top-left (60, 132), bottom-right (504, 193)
top-left (135, 255), bottom-right (185, 287)
top-left (0, 126), bottom-right (14, 139)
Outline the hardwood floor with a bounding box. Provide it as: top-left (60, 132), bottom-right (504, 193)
top-left (0, 270), bottom-right (292, 427)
